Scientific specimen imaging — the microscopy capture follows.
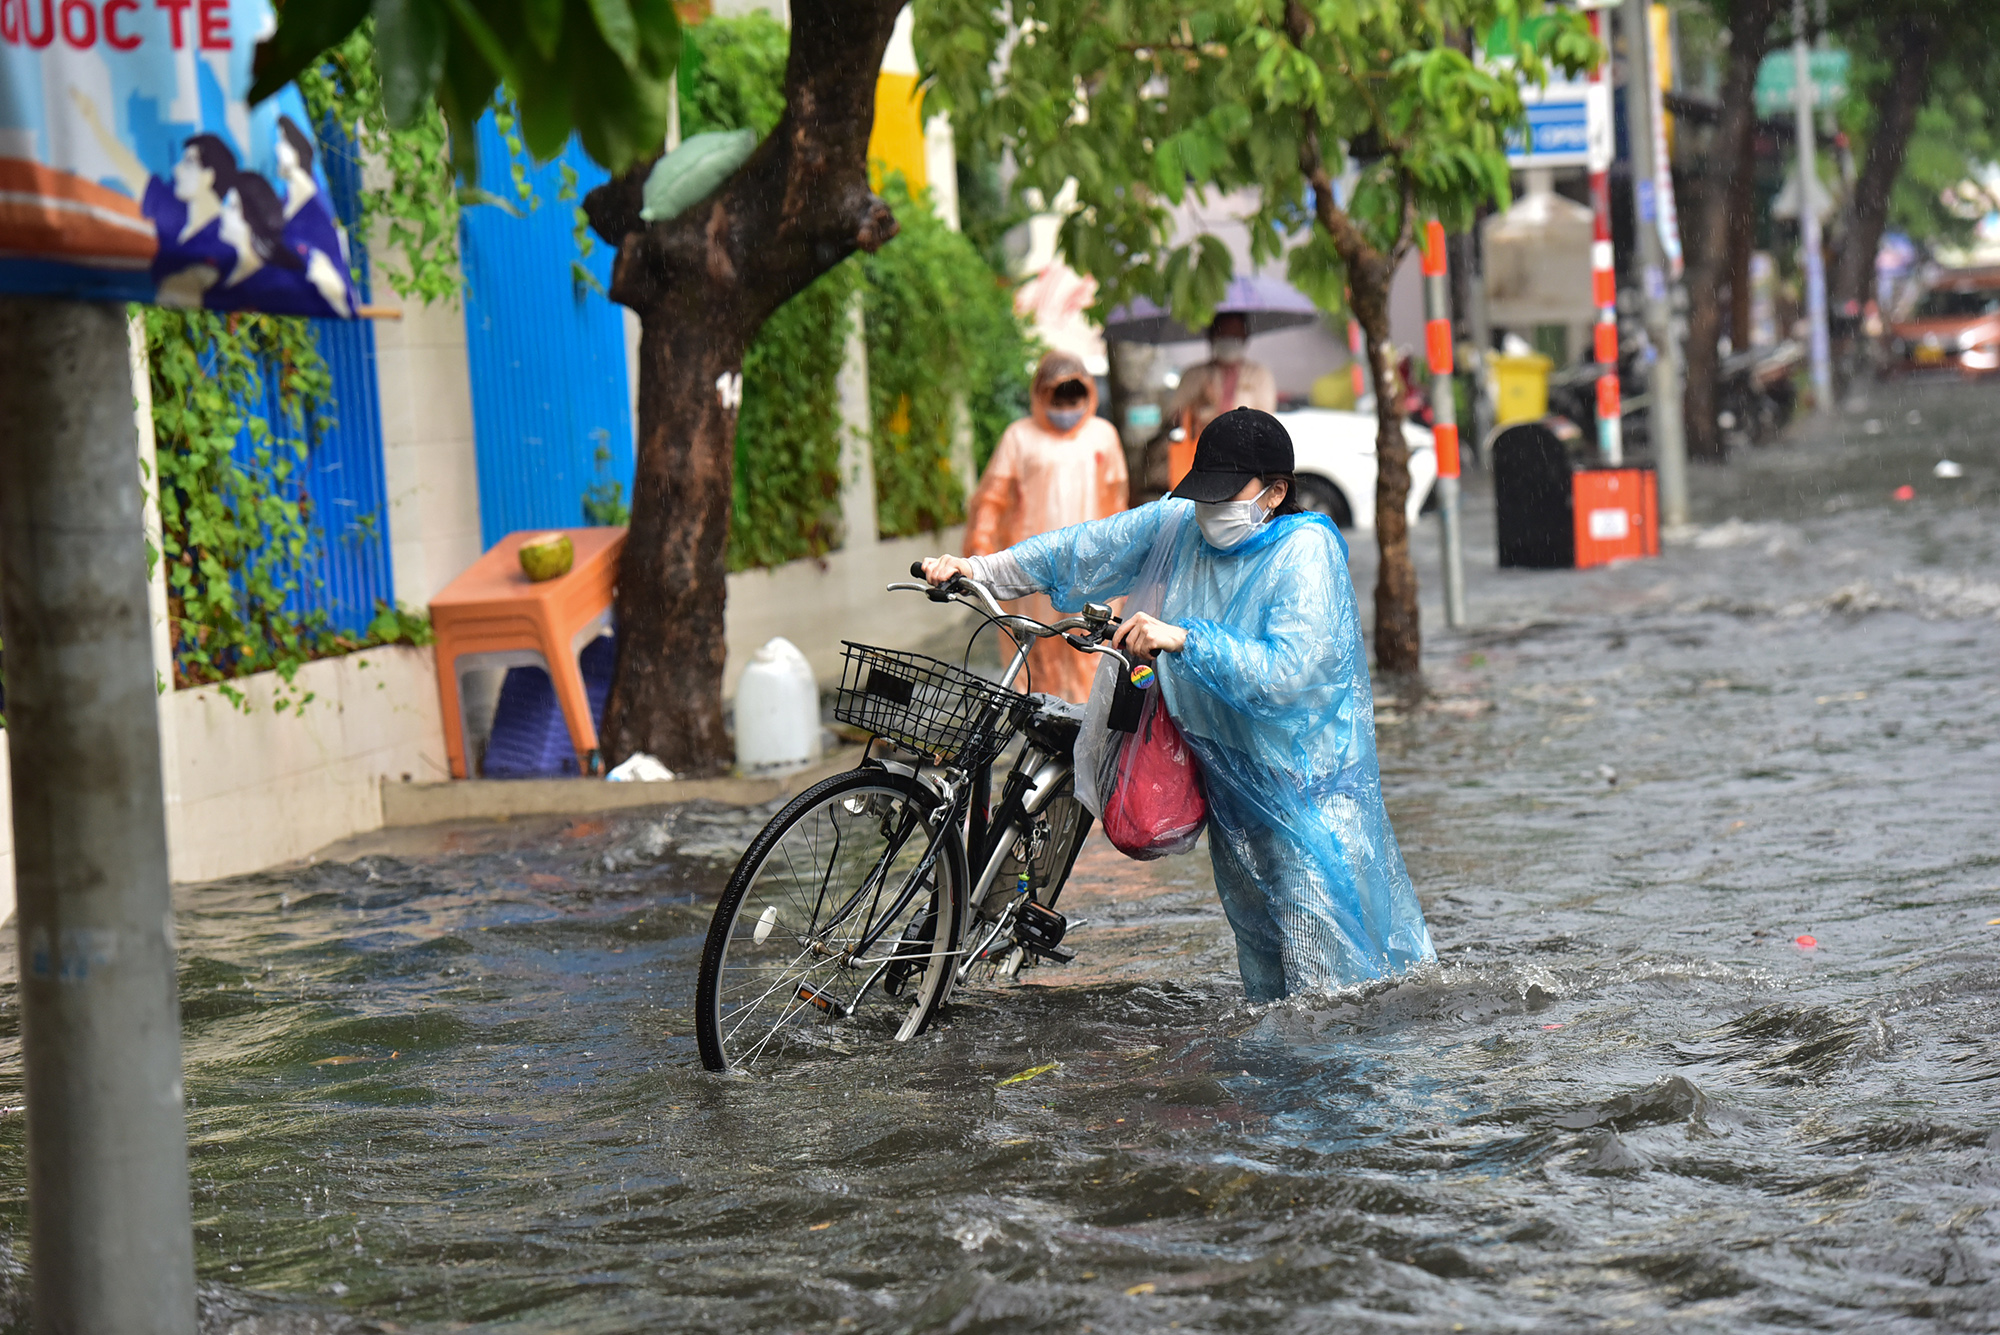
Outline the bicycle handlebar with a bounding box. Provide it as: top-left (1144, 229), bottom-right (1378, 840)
top-left (892, 562), bottom-right (1132, 669)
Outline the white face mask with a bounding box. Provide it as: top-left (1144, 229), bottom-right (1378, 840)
top-left (1046, 406), bottom-right (1087, 431)
top-left (1195, 486), bottom-right (1275, 550)
top-left (1211, 336), bottom-right (1247, 364)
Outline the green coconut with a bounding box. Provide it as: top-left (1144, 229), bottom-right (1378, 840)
top-left (518, 533), bottom-right (574, 582)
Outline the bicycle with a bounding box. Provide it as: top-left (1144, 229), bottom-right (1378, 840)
top-left (693, 565), bottom-right (1143, 1073)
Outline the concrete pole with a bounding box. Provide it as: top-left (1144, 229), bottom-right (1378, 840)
top-left (1584, 6), bottom-right (1623, 466)
top-left (1625, 0), bottom-right (1690, 527)
top-left (1420, 222), bottom-right (1467, 629)
top-left (1792, 0), bottom-right (1834, 412)
top-left (0, 297), bottom-right (196, 1335)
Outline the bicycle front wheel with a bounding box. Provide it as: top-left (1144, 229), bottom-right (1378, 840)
top-left (695, 768), bottom-right (967, 1072)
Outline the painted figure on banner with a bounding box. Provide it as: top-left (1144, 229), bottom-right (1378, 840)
top-left (0, 0), bottom-right (361, 315)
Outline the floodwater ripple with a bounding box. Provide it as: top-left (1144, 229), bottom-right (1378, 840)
top-left (0, 381), bottom-right (1996, 1332)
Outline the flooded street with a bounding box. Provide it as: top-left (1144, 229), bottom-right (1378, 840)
top-left (2, 380), bottom-right (1997, 1332)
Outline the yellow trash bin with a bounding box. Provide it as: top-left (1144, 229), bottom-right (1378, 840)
top-left (1491, 352), bottom-right (1554, 425)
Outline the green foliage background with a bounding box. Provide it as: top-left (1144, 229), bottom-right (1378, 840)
top-left (144, 310), bottom-right (429, 710)
top-left (1837, 30), bottom-right (2000, 254)
top-left (684, 15), bottom-right (1036, 561)
top-left (141, 10), bottom-right (1032, 704)
top-left (862, 174), bottom-right (1037, 537)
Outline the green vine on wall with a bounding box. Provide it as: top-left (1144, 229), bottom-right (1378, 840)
top-left (730, 262), bottom-right (857, 570)
top-left (146, 309), bottom-right (433, 711)
top-left (147, 309), bottom-right (336, 709)
top-left (682, 16), bottom-right (1037, 562)
top-left (296, 26), bottom-right (463, 306)
top-left (861, 174), bottom-right (1038, 539)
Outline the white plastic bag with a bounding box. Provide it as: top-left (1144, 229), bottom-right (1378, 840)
top-left (607, 752), bottom-right (676, 783)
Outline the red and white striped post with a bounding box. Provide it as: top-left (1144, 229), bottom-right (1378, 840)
top-left (1586, 4), bottom-right (1622, 465)
top-left (1421, 220), bottom-right (1467, 628)
top-left (1347, 315), bottom-right (1368, 404)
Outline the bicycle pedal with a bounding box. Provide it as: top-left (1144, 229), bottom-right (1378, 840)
top-left (795, 984), bottom-right (850, 1019)
top-left (1012, 900), bottom-right (1068, 958)
top-left (1021, 942), bottom-right (1075, 964)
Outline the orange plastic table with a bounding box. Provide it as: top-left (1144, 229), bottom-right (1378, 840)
top-left (429, 527), bottom-right (626, 778)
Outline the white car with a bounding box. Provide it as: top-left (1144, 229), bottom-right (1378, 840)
top-left (1276, 408), bottom-right (1437, 531)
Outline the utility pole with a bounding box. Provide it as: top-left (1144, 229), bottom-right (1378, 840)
top-left (1793, 0), bottom-right (1835, 412)
top-left (1421, 221), bottom-right (1468, 628)
top-left (1625, 0), bottom-right (1690, 527)
top-left (0, 297), bottom-right (197, 1334)
top-left (1584, 3), bottom-right (1622, 465)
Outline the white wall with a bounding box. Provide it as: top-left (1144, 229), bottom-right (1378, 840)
top-left (375, 293), bottom-right (486, 608)
top-left (723, 527), bottom-right (967, 699)
top-left (163, 647), bottom-right (449, 883)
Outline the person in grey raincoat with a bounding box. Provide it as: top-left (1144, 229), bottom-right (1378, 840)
top-left (923, 408), bottom-right (1434, 1000)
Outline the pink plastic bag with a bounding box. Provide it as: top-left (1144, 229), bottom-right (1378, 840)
top-left (1101, 692), bottom-right (1206, 860)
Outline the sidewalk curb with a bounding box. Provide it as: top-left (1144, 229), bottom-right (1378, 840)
top-left (378, 748), bottom-right (865, 828)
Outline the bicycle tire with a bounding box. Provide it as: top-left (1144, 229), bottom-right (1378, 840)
top-left (695, 768), bottom-right (967, 1072)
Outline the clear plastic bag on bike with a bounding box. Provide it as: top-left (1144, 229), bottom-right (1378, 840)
top-left (1073, 506), bottom-right (1206, 859)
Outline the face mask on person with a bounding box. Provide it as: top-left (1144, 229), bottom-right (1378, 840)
top-left (1211, 336), bottom-right (1247, 364)
top-left (1046, 406), bottom-right (1087, 431)
top-left (1195, 485), bottom-right (1276, 550)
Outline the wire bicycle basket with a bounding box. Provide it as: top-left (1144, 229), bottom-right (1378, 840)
top-left (835, 643), bottom-right (1031, 770)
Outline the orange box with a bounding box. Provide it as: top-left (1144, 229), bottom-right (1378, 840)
top-left (1571, 468), bottom-right (1658, 569)
top-left (429, 527), bottom-right (626, 778)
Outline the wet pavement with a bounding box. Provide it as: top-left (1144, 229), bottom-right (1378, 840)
top-left (0, 379), bottom-right (1996, 1332)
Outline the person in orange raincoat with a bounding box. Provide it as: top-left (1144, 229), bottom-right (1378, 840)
top-left (965, 351), bottom-right (1128, 702)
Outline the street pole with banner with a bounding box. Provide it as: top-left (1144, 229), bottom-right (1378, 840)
top-left (1625, 0), bottom-right (1690, 528)
top-left (1421, 221), bottom-right (1468, 628)
top-left (1582, 1), bottom-right (1622, 466)
top-left (1792, 0), bottom-right (1835, 412)
top-left (0, 6), bottom-right (367, 1324)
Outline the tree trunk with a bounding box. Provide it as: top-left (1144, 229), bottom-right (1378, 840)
top-left (585, 0), bottom-right (903, 775)
top-left (1832, 14), bottom-right (1937, 316)
top-left (1292, 180), bottom-right (1416, 671)
top-left (1683, 0), bottom-right (1781, 461)
top-left (1357, 281), bottom-right (1418, 675)
top-left (1728, 133), bottom-right (1756, 353)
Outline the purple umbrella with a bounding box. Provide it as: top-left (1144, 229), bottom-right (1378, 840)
top-left (1104, 273), bottom-right (1324, 343)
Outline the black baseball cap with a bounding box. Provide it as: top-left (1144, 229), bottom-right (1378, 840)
top-left (1168, 407), bottom-right (1294, 503)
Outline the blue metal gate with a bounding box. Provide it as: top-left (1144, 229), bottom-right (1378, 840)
top-left (459, 115), bottom-right (634, 547)
top-left (233, 117), bottom-right (394, 638)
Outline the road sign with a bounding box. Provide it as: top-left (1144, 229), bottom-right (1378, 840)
top-left (1755, 49), bottom-right (1849, 115)
top-left (1505, 81), bottom-right (1593, 167)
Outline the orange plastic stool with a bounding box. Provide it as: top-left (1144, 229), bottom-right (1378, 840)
top-left (429, 527), bottom-right (626, 778)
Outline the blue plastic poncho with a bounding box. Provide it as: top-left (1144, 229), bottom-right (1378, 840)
top-left (1005, 498), bottom-right (1435, 1001)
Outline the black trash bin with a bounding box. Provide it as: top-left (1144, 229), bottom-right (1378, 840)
top-left (1492, 422), bottom-right (1574, 568)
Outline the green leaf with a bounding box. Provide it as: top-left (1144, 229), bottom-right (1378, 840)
top-left (585, 0), bottom-right (641, 68)
top-left (522, 0), bottom-right (563, 59)
top-left (436, 0), bottom-right (518, 87)
top-left (373, 0), bottom-right (446, 129)
top-left (249, 0), bottom-right (372, 104)
top-left (641, 129), bottom-right (758, 222)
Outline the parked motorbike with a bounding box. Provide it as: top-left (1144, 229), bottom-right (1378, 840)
top-left (1715, 341), bottom-right (1802, 449)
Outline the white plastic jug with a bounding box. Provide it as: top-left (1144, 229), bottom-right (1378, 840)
top-left (734, 637), bottom-right (821, 775)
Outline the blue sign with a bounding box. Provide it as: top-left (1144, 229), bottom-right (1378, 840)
top-left (1507, 99), bottom-right (1590, 167)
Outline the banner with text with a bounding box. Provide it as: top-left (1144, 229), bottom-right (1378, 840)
top-left (0, 0), bottom-right (359, 314)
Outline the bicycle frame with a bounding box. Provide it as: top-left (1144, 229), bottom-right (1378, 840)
top-left (871, 569), bottom-right (1129, 990)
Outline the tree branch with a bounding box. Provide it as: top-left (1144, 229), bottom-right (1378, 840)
top-left (584, 0), bottom-right (904, 331)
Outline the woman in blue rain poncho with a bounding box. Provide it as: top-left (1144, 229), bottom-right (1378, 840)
top-left (922, 407), bottom-right (1434, 1001)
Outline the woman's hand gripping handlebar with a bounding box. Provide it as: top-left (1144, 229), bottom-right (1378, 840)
top-left (891, 561), bottom-right (1133, 670)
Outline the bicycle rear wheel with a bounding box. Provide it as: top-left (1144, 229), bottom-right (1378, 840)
top-left (696, 768), bottom-right (966, 1072)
